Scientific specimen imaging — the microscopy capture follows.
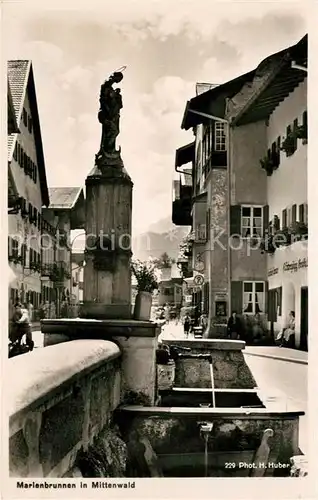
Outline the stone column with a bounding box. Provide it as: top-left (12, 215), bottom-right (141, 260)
top-left (81, 159), bottom-right (133, 319)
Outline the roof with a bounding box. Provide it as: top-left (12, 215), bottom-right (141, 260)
top-left (7, 81), bottom-right (19, 134)
top-left (182, 70), bottom-right (256, 130)
top-left (196, 83), bottom-right (219, 96)
top-left (231, 35), bottom-right (307, 125)
top-left (47, 187), bottom-right (83, 209)
top-left (181, 34), bottom-right (307, 130)
top-left (7, 60), bottom-right (50, 206)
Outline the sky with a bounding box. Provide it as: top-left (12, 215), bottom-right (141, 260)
top-left (4, 0), bottom-right (307, 238)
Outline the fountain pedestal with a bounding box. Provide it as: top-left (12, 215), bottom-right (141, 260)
top-left (81, 157), bottom-right (133, 320)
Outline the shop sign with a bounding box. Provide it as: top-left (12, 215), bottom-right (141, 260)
top-left (215, 292), bottom-right (228, 301)
top-left (194, 274), bottom-right (204, 286)
top-left (283, 258), bottom-right (308, 273)
top-left (268, 267), bottom-right (279, 277)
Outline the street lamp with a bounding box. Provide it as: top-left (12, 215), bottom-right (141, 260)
top-left (188, 108), bottom-right (231, 337)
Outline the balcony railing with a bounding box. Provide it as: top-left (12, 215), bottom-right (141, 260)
top-left (41, 262), bottom-right (72, 281)
top-left (172, 179), bottom-right (192, 226)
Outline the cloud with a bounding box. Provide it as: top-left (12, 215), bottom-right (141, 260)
top-left (4, 1), bottom-right (306, 236)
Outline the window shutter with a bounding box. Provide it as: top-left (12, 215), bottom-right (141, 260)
top-left (277, 136), bottom-right (281, 165)
top-left (263, 205), bottom-right (269, 236)
top-left (264, 281), bottom-right (269, 314)
top-left (302, 111), bottom-right (307, 142)
top-left (292, 204), bottom-right (297, 224)
top-left (293, 118), bottom-right (298, 151)
top-left (304, 203), bottom-right (308, 225)
top-left (206, 209), bottom-right (210, 242)
top-left (231, 281), bottom-right (243, 315)
top-left (299, 204), bottom-right (304, 223)
top-left (277, 286), bottom-right (282, 316)
top-left (282, 209), bottom-right (287, 229)
top-left (230, 205), bottom-right (241, 236)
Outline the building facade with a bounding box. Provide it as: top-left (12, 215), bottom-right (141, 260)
top-left (71, 252), bottom-right (85, 315)
top-left (8, 60), bottom-right (50, 320)
top-left (42, 187), bottom-right (85, 317)
top-left (175, 35), bottom-right (307, 347)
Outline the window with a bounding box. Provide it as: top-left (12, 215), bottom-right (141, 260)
top-left (214, 122), bottom-right (226, 151)
top-left (241, 206), bottom-right (263, 237)
top-left (243, 281), bottom-right (265, 315)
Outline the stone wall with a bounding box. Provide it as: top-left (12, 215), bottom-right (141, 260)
top-left (164, 339), bottom-right (256, 389)
top-left (9, 339), bottom-right (122, 478)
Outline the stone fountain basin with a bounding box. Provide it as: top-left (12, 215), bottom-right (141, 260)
top-left (163, 338), bottom-right (256, 389)
top-left (159, 388), bottom-right (265, 408)
top-left (115, 405), bottom-right (304, 477)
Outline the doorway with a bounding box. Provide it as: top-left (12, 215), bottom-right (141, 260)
top-left (300, 286), bottom-right (308, 351)
top-left (268, 289), bottom-right (277, 341)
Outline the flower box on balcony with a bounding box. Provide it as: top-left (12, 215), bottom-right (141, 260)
top-left (294, 124), bottom-right (307, 144)
top-left (288, 222), bottom-right (308, 241)
top-left (281, 132), bottom-right (297, 156)
top-left (12, 255), bottom-right (23, 265)
top-left (260, 153), bottom-right (279, 176)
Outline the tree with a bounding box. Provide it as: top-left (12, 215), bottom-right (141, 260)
top-left (152, 252), bottom-right (175, 270)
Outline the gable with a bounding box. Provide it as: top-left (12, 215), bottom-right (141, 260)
top-left (7, 60), bottom-right (49, 207)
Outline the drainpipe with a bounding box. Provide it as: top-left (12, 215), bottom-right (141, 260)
top-left (226, 116), bottom-right (232, 317)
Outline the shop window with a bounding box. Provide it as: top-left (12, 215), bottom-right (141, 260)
top-left (243, 281), bottom-right (265, 315)
top-left (241, 206), bottom-right (263, 237)
top-left (214, 122), bottom-right (226, 151)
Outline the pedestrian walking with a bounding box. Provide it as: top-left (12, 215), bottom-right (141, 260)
top-left (227, 311), bottom-right (243, 340)
top-left (164, 304), bottom-right (171, 323)
top-left (183, 314), bottom-right (191, 337)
